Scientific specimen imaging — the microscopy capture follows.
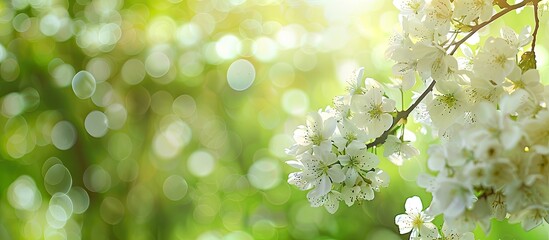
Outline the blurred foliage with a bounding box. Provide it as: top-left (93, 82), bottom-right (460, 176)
top-left (0, 0), bottom-right (549, 239)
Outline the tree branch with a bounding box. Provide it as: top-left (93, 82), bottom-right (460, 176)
top-left (531, 0), bottom-right (540, 53)
top-left (450, 0), bottom-right (534, 55)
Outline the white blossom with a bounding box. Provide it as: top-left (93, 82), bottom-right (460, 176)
top-left (395, 196), bottom-right (439, 239)
top-left (453, 0), bottom-right (492, 24)
top-left (338, 141), bottom-right (379, 186)
top-left (384, 135), bottom-right (420, 166)
top-left (424, 0), bottom-right (453, 34)
top-left (441, 222), bottom-right (475, 240)
top-left (351, 88), bottom-right (396, 138)
top-left (473, 37), bottom-right (517, 85)
top-left (288, 110), bottom-right (336, 155)
top-left (394, 0), bottom-right (426, 17)
top-left (427, 80), bottom-right (469, 131)
top-left (427, 179), bottom-right (476, 218)
top-left (500, 26), bottom-right (532, 50)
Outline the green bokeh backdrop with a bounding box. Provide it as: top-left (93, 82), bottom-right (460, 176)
top-left (1, 0), bottom-right (549, 239)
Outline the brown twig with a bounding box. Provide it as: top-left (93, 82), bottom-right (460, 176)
top-left (450, 0), bottom-right (534, 55)
top-left (531, 0), bottom-right (540, 53)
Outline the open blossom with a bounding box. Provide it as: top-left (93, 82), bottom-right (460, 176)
top-left (509, 205), bottom-right (549, 231)
top-left (393, 0), bottom-right (425, 17)
top-left (351, 88), bottom-right (396, 138)
top-left (341, 169), bottom-right (389, 206)
top-left (307, 190), bottom-right (342, 214)
top-left (424, 0), bottom-right (453, 34)
top-left (347, 67), bottom-right (366, 95)
top-left (507, 67), bottom-right (544, 103)
top-left (287, 110), bottom-right (336, 155)
top-left (332, 119), bottom-right (369, 151)
top-left (384, 135), bottom-right (420, 166)
top-left (473, 37), bottom-right (517, 85)
top-left (441, 222), bottom-right (475, 240)
top-left (523, 110), bottom-right (549, 153)
top-left (427, 179), bottom-right (477, 218)
top-left (427, 80), bottom-right (469, 131)
top-left (395, 196), bottom-right (439, 239)
top-left (300, 145), bottom-right (345, 199)
top-left (465, 101), bottom-right (523, 150)
top-left (453, 0), bottom-right (492, 23)
top-left (414, 43), bottom-right (457, 81)
top-left (338, 141), bottom-right (379, 185)
top-left (500, 26), bottom-right (532, 50)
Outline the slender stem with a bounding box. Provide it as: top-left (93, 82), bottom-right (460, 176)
top-left (531, 0), bottom-right (540, 53)
top-left (367, 0), bottom-right (533, 149)
top-left (449, 0), bottom-right (534, 55)
top-left (400, 88), bottom-right (404, 111)
top-left (366, 80), bottom-right (435, 148)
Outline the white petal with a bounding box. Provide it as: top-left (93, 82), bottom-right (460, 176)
top-left (360, 185), bottom-right (375, 200)
top-left (328, 165), bottom-right (346, 183)
top-left (417, 173), bottom-right (436, 192)
top-left (444, 196), bottom-right (466, 218)
top-left (342, 186), bottom-right (360, 206)
top-left (344, 168), bottom-right (358, 186)
top-left (420, 222), bottom-right (439, 239)
top-left (357, 152), bottom-right (379, 170)
top-left (315, 175), bottom-right (332, 197)
top-left (395, 214), bottom-right (413, 234)
top-left (324, 193), bottom-right (340, 214)
top-left (523, 69), bottom-right (540, 83)
top-left (286, 160), bottom-right (303, 169)
top-left (307, 190), bottom-right (326, 207)
top-left (405, 196), bottom-right (423, 215)
top-left (500, 125), bottom-right (522, 150)
top-left (382, 98), bottom-right (396, 112)
top-left (322, 117), bottom-right (337, 139)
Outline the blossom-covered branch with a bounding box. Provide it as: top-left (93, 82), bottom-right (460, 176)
top-left (286, 0), bottom-right (548, 238)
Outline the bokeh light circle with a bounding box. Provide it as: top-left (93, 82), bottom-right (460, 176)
top-left (67, 187), bottom-right (90, 214)
top-left (281, 89), bottom-right (309, 116)
top-left (51, 121), bottom-right (77, 150)
top-left (8, 175), bottom-right (42, 211)
top-left (72, 71), bottom-right (96, 99)
top-left (84, 111), bottom-right (109, 138)
top-left (227, 59), bottom-right (255, 91)
top-left (162, 175), bottom-right (189, 201)
top-left (44, 163), bottom-right (72, 195)
top-left (187, 150), bottom-right (215, 177)
top-left (83, 165), bottom-right (111, 193)
top-left (247, 158), bottom-right (282, 190)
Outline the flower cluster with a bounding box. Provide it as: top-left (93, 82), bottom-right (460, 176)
top-left (390, 0), bottom-right (549, 238)
top-left (419, 90), bottom-right (549, 234)
top-left (287, 0), bottom-right (549, 238)
top-left (286, 68), bottom-right (420, 213)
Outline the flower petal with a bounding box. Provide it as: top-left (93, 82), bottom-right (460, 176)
top-left (420, 222), bottom-right (439, 239)
top-left (405, 196), bottom-right (423, 215)
top-left (395, 214), bottom-right (413, 234)
top-left (328, 165), bottom-right (346, 183)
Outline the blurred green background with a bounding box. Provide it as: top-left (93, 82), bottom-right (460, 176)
top-left (1, 0), bottom-right (549, 239)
